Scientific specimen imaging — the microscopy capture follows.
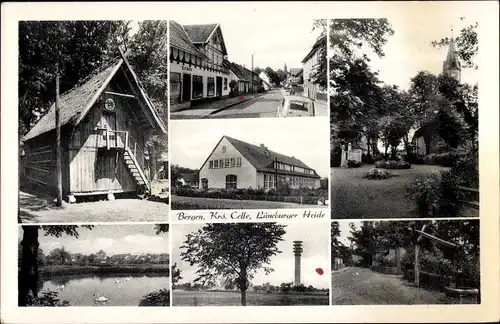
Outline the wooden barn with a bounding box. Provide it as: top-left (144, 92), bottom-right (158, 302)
top-left (22, 52), bottom-right (167, 200)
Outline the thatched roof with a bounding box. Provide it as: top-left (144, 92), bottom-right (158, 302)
top-left (24, 51), bottom-right (167, 141)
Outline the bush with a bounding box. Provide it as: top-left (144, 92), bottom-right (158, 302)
top-left (406, 174), bottom-right (441, 217)
top-left (364, 168), bottom-right (393, 180)
top-left (139, 288), bottom-right (170, 306)
top-left (435, 152), bottom-right (455, 167)
top-left (28, 290), bottom-right (70, 307)
top-left (347, 160), bottom-right (362, 168)
top-left (423, 154), bottom-right (437, 165)
top-left (406, 154), bottom-right (425, 164)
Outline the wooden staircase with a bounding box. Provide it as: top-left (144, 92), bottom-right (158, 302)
top-left (123, 147), bottom-right (150, 194)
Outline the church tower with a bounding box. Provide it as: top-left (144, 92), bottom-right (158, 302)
top-left (442, 36), bottom-right (461, 83)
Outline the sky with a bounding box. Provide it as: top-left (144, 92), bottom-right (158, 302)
top-left (170, 18), bottom-right (322, 71)
top-left (359, 15), bottom-right (479, 90)
top-left (172, 222), bottom-right (330, 289)
top-left (18, 225), bottom-right (169, 256)
top-left (170, 118), bottom-right (330, 178)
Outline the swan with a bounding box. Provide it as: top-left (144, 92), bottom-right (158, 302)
top-left (93, 294), bottom-right (108, 303)
top-left (125, 277), bottom-right (131, 281)
top-left (114, 279), bottom-right (121, 284)
top-left (56, 284), bottom-right (65, 290)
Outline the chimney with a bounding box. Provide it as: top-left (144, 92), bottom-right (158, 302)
top-left (293, 241), bottom-right (303, 286)
top-left (260, 144), bottom-right (266, 150)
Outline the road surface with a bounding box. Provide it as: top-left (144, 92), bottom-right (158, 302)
top-left (331, 267), bottom-right (452, 305)
top-left (206, 89), bottom-right (282, 119)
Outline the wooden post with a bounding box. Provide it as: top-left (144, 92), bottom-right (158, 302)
top-left (125, 132), bottom-right (129, 150)
top-left (414, 225), bottom-right (427, 287)
top-left (106, 130), bottom-right (109, 150)
top-left (55, 71), bottom-right (63, 207)
top-left (414, 244), bottom-right (420, 287)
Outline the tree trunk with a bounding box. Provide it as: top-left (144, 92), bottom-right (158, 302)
top-left (240, 289), bottom-right (247, 306)
top-left (391, 145), bottom-right (397, 160)
top-left (366, 137), bottom-right (371, 160)
top-left (19, 226), bottom-right (40, 306)
top-left (384, 144), bottom-right (389, 160)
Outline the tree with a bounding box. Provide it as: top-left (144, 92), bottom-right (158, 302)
top-left (170, 164), bottom-right (199, 189)
top-left (18, 21), bottom-right (131, 137)
top-left (18, 225), bottom-right (93, 306)
top-left (48, 247), bottom-right (71, 265)
top-left (171, 263), bottom-right (182, 289)
top-left (180, 223), bottom-right (286, 306)
top-left (329, 19), bottom-right (394, 158)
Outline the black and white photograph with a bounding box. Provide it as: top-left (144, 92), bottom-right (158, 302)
top-left (329, 17), bottom-right (479, 219)
top-left (171, 222), bottom-right (329, 306)
top-left (169, 18), bottom-right (327, 120)
top-left (330, 220), bottom-right (480, 305)
top-left (18, 21), bottom-right (170, 223)
top-left (170, 118), bottom-right (329, 210)
top-left (18, 224), bottom-right (170, 307)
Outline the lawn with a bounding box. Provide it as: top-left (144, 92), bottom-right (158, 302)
top-left (172, 290), bottom-right (329, 306)
top-left (331, 164), bottom-right (448, 219)
top-left (172, 195), bottom-right (326, 210)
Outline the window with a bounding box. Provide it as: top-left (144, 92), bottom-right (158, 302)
top-left (219, 159), bottom-right (224, 168)
top-left (230, 158), bottom-right (235, 167)
top-left (207, 77), bottom-right (215, 97)
top-left (226, 175), bottom-right (237, 189)
top-left (225, 158), bottom-right (230, 168)
top-left (201, 178), bottom-right (208, 189)
top-left (209, 161), bottom-right (214, 169)
top-left (222, 145), bottom-right (226, 153)
top-left (192, 75), bottom-right (203, 99)
top-left (214, 160), bottom-right (219, 169)
top-left (170, 72), bottom-right (181, 105)
top-left (290, 101), bottom-right (311, 112)
top-left (224, 78), bottom-right (228, 90)
top-left (269, 174), bottom-right (276, 189)
top-left (236, 157), bottom-right (242, 167)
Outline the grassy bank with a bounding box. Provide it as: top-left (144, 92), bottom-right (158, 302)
top-left (39, 264), bottom-right (170, 277)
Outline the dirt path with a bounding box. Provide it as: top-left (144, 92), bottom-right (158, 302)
top-left (331, 267), bottom-right (451, 305)
top-left (19, 191), bottom-right (168, 223)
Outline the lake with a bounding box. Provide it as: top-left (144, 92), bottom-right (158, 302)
top-left (40, 274), bottom-right (170, 306)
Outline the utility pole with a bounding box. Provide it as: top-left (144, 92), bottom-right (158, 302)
top-left (414, 224), bottom-right (427, 287)
top-left (251, 54), bottom-right (254, 95)
top-left (55, 68), bottom-right (63, 206)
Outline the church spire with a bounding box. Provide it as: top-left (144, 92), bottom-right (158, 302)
top-left (442, 34), bottom-right (461, 82)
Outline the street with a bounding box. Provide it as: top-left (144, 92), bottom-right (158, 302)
top-left (206, 90), bottom-right (282, 119)
top-left (331, 267), bottom-right (452, 305)
top-left (206, 89), bottom-right (328, 119)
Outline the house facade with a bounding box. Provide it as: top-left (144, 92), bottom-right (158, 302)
top-left (259, 71), bottom-right (272, 90)
top-left (287, 68), bottom-right (303, 86)
top-left (170, 21), bottom-right (231, 111)
top-left (22, 51), bottom-right (167, 199)
top-left (302, 36), bottom-right (327, 102)
top-left (198, 136), bottom-right (321, 190)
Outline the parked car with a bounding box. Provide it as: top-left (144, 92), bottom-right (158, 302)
top-left (277, 96), bottom-right (315, 117)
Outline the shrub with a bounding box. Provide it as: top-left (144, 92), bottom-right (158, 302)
top-left (406, 154), bottom-right (425, 164)
top-left (406, 174), bottom-right (441, 217)
top-left (347, 160), bottom-right (362, 168)
top-left (28, 290), bottom-right (70, 307)
top-left (375, 160), bottom-right (411, 169)
top-left (364, 168), bottom-right (392, 180)
top-left (423, 154), bottom-right (437, 165)
top-left (435, 152), bottom-right (455, 167)
top-left (139, 288), bottom-right (170, 306)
